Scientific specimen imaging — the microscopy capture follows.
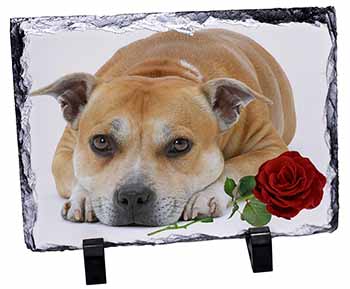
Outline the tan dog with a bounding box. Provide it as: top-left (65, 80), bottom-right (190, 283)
top-left (32, 29), bottom-right (296, 226)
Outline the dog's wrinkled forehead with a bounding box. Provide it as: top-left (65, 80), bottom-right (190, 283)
top-left (110, 118), bottom-right (129, 144)
top-left (152, 120), bottom-right (172, 145)
top-left (108, 118), bottom-right (182, 154)
top-left (79, 77), bottom-right (218, 139)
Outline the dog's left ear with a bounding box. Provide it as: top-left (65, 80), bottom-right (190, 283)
top-left (31, 73), bottom-right (97, 129)
top-left (202, 78), bottom-right (272, 132)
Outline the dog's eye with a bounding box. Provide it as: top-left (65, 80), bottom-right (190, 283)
top-left (166, 138), bottom-right (192, 157)
top-left (90, 134), bottom-right (116, 156)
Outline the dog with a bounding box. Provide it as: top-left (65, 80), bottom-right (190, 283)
top-left (31, 29), bottom-right (296, 226)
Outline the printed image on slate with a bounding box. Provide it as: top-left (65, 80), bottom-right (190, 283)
top-left (11, 7), bottom-right (337, 251)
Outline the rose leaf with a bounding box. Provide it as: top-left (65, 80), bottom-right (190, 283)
top-left (241, 197), bottom-right (272, 227)
top-left (224, 177), bottom-right (237, 198)
top-left (239, 176), bottom-right (256, 197)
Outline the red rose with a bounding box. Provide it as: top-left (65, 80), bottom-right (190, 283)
top-left (253, 151), bottom-right (326, 219)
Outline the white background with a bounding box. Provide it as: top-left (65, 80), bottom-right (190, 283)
top-left (0, 0), bottom-right (348, 288)
top-left (28, 20), bottom-right (332, 248)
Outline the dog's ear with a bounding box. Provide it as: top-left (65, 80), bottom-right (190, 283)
top-left (31, 73), bottom-right (97, 129)
top-left (202, 78), bottom-right (272, 132)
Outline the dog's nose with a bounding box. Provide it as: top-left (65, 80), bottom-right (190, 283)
top-left (115, 184), bottom-right (153, 209)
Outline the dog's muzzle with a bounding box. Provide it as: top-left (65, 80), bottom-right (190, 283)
top-left (114, 183), bottom-right (155, 224)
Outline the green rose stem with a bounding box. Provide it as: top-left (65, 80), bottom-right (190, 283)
top-left (147, 217), bottom-right (213, 236)
top-left (228, 191), bottom-right (255, 218)
top-left (230, 193), bottom-right (255, 204)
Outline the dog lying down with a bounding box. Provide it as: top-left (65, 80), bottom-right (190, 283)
top-left (31, 29), bottom-right (296, 226)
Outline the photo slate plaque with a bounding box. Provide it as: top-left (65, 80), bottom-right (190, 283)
top-left (10, 6), bottom-right (338, 251)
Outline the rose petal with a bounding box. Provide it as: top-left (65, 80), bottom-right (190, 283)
top-left (260, 156), bottom-right (290, 175)
top-left (278, 165), bottom-right (295, 184)
top-left (259, 187), bottom-right (294, 208)
top-left (266, 202), bottom-right (301, 219)
top-left (269, 173), bottom-right (305, 196)
top-left (304, 176), bottom-right (326, 209)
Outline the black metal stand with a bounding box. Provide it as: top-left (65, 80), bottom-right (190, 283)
top-left (81, 228), bottom-right (271, 284)
top-left (245, 227), bottom-right (273, 273)
top-left (83, 238), bottom-right (107, 285)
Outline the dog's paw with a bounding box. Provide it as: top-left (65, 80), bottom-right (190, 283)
top-left (61, 190), bottom-right (97, 223)
top-left (183, 181), bottom-right (231, 221)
